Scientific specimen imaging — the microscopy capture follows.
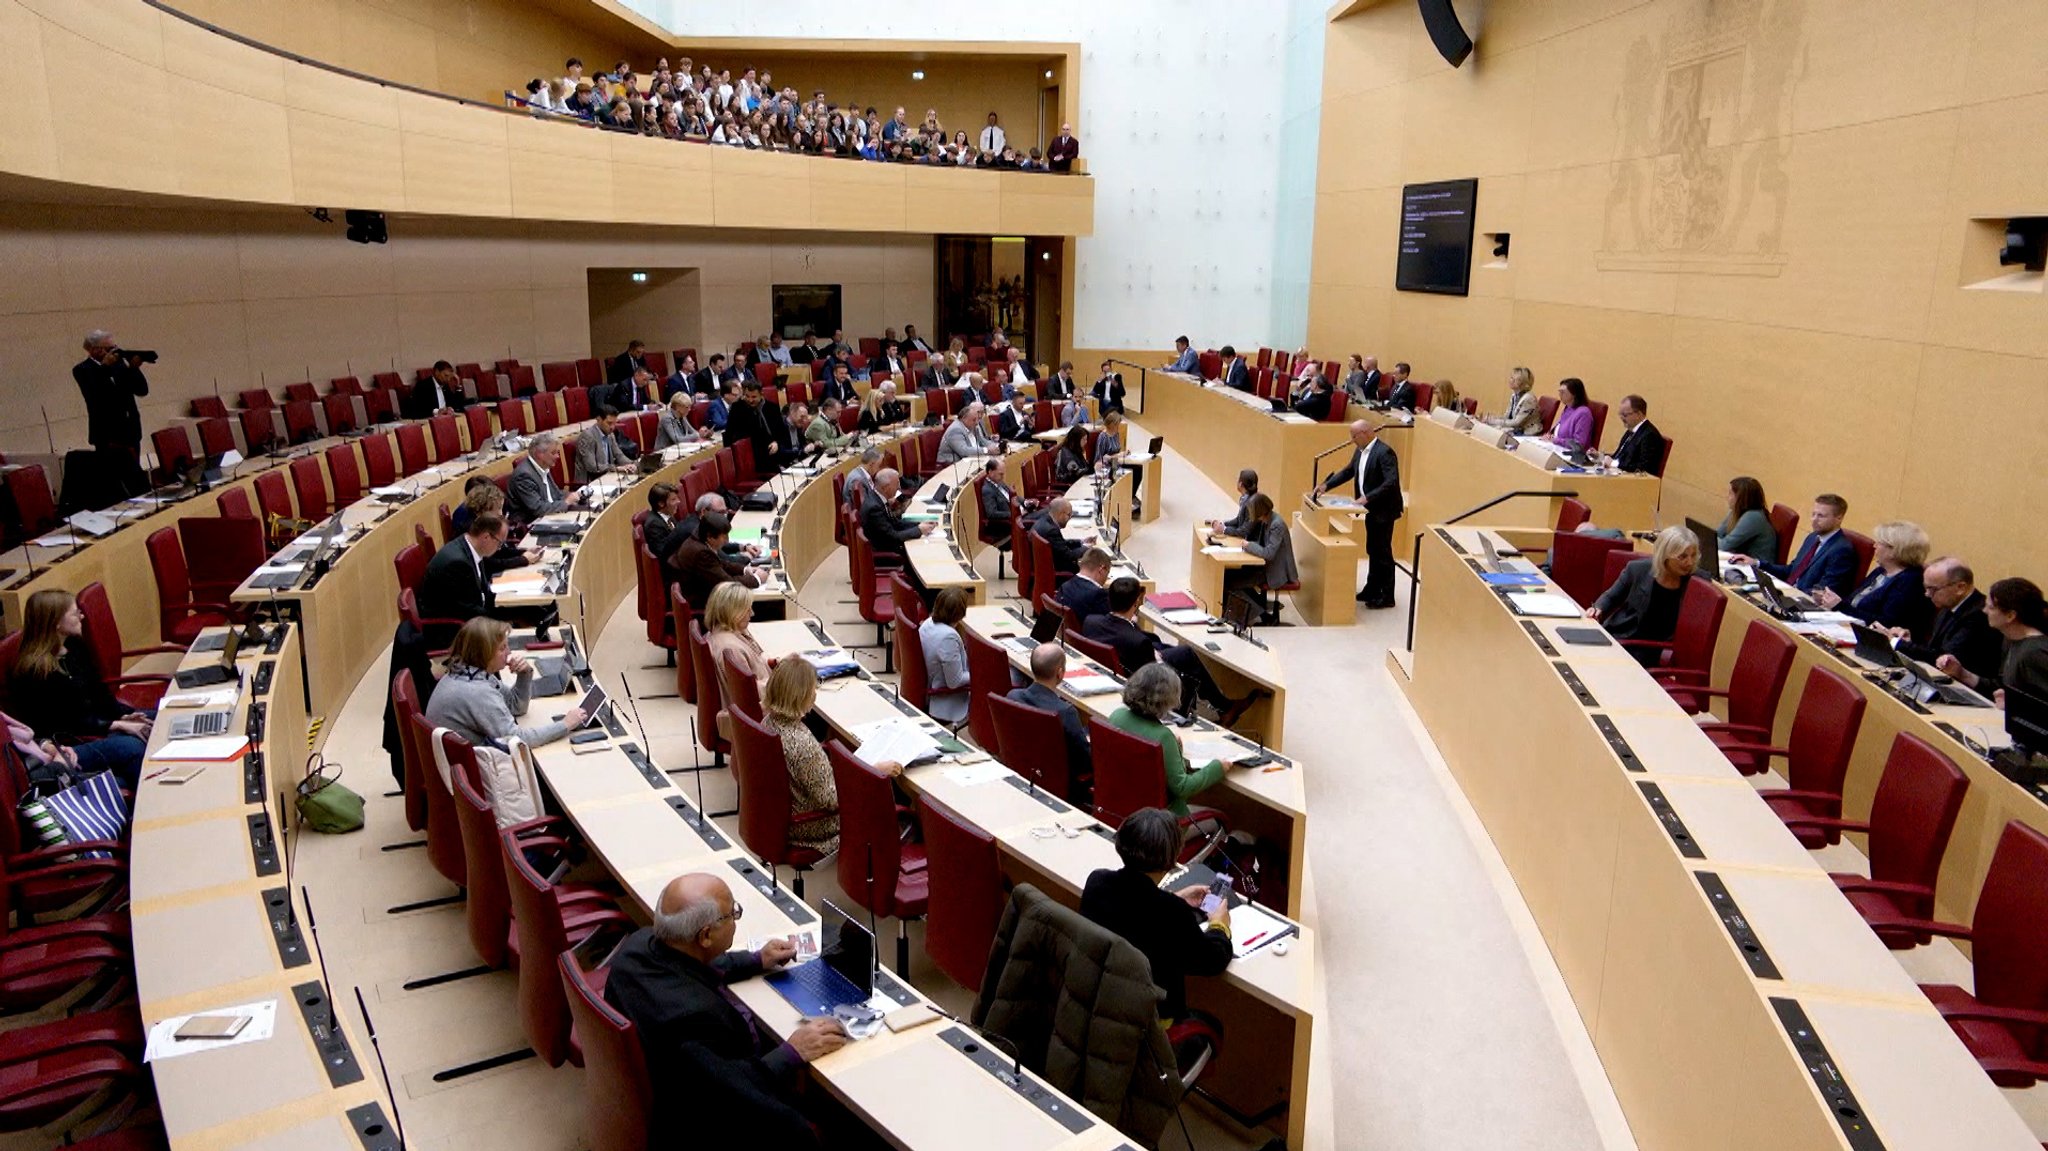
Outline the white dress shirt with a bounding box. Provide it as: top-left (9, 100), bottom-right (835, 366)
top-left (979, 124), bottom-right (1006, 153)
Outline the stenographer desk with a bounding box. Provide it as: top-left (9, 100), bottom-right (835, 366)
top-left (1402, 527), bottom-right (2037, 1151)
top-left (1137, 373), bottom-right (1353, 511)
top-left (130, 626), bottom-right (402, 1151)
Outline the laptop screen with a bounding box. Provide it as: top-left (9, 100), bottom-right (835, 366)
top-left (819, 900), bottom-right (875, 997)
top-left (1222, 591), bottom-right (1257, 634)
top-left (1850, 623), bottom-right (1900, 667)
top-left (2007, 686), bottom-right (2048, 756)
top-left (1684, 517), bottom-right (1721, 583)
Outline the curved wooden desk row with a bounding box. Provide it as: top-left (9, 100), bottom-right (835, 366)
top-left (1403, 526), bottom-right (2037, 1151)
top-left (129, 625), bottom-right (402, 1151)
top-left (520, 435), bottom-right (1321, 1149)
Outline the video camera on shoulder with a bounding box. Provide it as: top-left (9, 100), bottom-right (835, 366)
top-left (114, 348), bottom-right (159, 364)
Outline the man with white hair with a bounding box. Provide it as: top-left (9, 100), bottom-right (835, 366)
top-left (936, 402), bottom-right (994, 465)
top-left (72, 328), bottom-right (151, 495)
top-left (506, 432), bottom-right (584, 525)
top-left (860, 468), bottom-right (934, 565)
top-left (604, 872), bottom-right (849, 1145)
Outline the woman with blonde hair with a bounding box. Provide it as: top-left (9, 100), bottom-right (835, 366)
top-left (1489, 366), bottom-right (1542, 435)
top-left (424, 616), bottom-right (584, 751)
top-left (1817, 520), bottom-right (1933, 635)
top-left (1432, 379), bottom-right (1461, 415)
top-left (8, 588), bottom-right (149, 784)
top-left (1092, 410), bottom-right (1126, 468)
top-left (761, 659), bottom-right (841, 854)
top-left (944, 336), bottom-right (968, 371)
top-left (654, 391), bottom-right (701, 449)
top-left (704, 581), bottom-right (771, 691)
top-left (1588, 526), bottom-right (1701, 668)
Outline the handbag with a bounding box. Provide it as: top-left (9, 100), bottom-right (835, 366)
top-left (296, 753), bottom-right (366, 833)
top-left (36, 769), bottom-right (131, 858)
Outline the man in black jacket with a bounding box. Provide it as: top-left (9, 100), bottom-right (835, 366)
top-left (1216, 345), bottom-right (1250, 393)
top-left (722, 380), bottom-right (773, 470)
top-left (1007, 643), bottom-right (1093, 801)
top-left (641, 482), bottom-right (684, 562)
top-left (860, 470), bottom-right (932, 557)
top-left (407, 361), bottom-right (468, 419)
top-left (1607, 394), bottom-right (1667, 475)
top-left (607, 340), bottom-right (649, 385)
top-left (604, 872), bottom-right (849, 1149)
top-left (1895, 559), bottom-right (2005, 681)
top-left (1322, 419), bottom-right (1403, 607)
top-left (1054, 548), bottom-right (1114, 629)
top-left (71, 329), bottom-right (150, 495)
top-left (1382, 363), bottom-right (1416, 411)
top-left (1032, 498), bottom-right (1088, 577)
top-left (1083, 578), bottom-right (1249, 722)
top-left (417, 512), bottom-right (517, 646)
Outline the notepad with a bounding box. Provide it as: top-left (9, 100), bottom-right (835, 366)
top-left (1185, 739), bottom-right (1259, 766)
top-left (1147, 591), bottom-right (1200, 612)
top-left (1228, 902), bottom-right (1297, 959)
top-left (1162, 608), bottom-right (1212, 626)
top-left (146, 735), bottom-right (249, 762)
top-left (1504, 591), bottom-right (1583, 618)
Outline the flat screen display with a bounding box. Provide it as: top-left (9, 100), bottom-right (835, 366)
top-left (1396, 179), bottom-right (1479, 296)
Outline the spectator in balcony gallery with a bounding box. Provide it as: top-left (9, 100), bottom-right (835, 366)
top-left (979, 112), bottom-right (1007, 154)
top-left (1048, 122), bottom-right (1080, 172)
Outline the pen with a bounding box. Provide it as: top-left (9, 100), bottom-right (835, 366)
top-left (144, 767), bottom-right (170, 781)
top-left (1240, 931), bottom-right (1270, 949)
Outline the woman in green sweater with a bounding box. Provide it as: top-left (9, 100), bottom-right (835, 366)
top-left (1108, 663), bottom-right (1225, 819)
top-left (1716, 476), bottom-right (1777, 563)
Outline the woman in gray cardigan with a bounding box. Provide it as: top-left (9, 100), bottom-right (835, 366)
top-left (424, 618), bottom-right (587, 751)
top-left (1589, 526), bottom-right (1700, 668)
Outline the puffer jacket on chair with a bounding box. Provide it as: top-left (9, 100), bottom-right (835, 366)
top-left (971, 883), bottom-right (1182, 1147)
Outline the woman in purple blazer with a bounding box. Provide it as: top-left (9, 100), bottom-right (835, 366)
top-left (1551, 377), bottom-right (1594, 453)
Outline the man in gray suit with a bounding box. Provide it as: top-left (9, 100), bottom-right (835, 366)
top-left (574, 406), bottom-right (637, 484)
top-left (1222, 493), bottom-right (1298, 616)
top-left (936, 404), bottom-right (995, 465)
top-left (506, 433), bottom-right (583, 525)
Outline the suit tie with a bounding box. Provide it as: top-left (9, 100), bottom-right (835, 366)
top-left (1789, 539), bottom-right (1818, 582)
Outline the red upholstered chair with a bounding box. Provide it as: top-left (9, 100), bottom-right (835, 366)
top-left (214, 487), bottom-right (252, 520)
top-left (330, 375), bottom-right (363, 395)
top-left (4, 466), bottom-right (58, 537)
top-left (504, 831), bottom-right (633, 1068)
top-left (282, 382), bottom-right (317, 404)
top-left (1866, 822), bottom-right (2048, 1087)
top-left (0, 874), bottom-right (131, 1014)
top-left (888, 572), bottom-right (924, 627)
top-left (1842, 528), bottom-right (1876, 584)
top-left (463, 405), bottom-right (493, 452)
top-left (1550, 531), bottom-right (1634, 609)
top-left (364, 388), bottom-right (399, 424)
top-left (150, 427), bottom-right (194, 481)
top-left (287, 455), bottom-right (329, 520)
top-left (0, 1005), bottom-right (147, 1132)
top-left (1782, 734), bottom-right (1967, 950)
top-left (393, 542), bottom-right (430, 594)
top-left (509, 364), bottom-right (538, 396)
top-left (197, 416), bottom-right (236, 459)
top-left (542, 362), bottom-right (578, 392)
top-left (497, 399), bottom-right (530, 436)
top-left (324, 443), bottom-right (363, 507)
top-left (252, 467), bottom-right (294, 527)
top-left (395, 424), bottom-right (430, 475)
top-left (715, 649), bottom-right (764, 726)
top-left (437, 503), bottom-right (457, 546)
top-left (75, 583), bottom-right (177, 710)
top-left (1586, 400), bottom-right (1609, 449)
top-left (372, 371), bottom-right (403, 394)
top-left (145, 528), bottom-right (235, 644)
top-left (1767, 504), bottom-right (1800, 565)
top-left (1066, 630), bottom-right (1123, 677)
top-left (1535, 394), bottom-right (1559, 434)
top-left (564, 387), bottom-right (591, 425)
top-left (361, 432), bottom-right (398, 488)
top-left (0, 749), bottom-right (129, 927)
top-left (1084, 716), bottom-right (1222, 844)
top-left (893, 613), bottom-right (967, 721)
top-left (917, 794), bottom-right (1003, 991)
top-left (410, 716), bottom-right (467, 889)
top-left (238, 406), bottom-right (277, 454)
top-left (282, 400), bottom-right (320, 444)
top-left (729, 708), bottom-right (827, 897)
top-left (390, 670), bottom-right (430, 833)
top-left (1664, 621), bottom-right (1796, 733)
top-left (637, 545), bottom-right (675, 662)
top-left (531, 394), bottom-right (561, 432)
top-left (1037, 593), bottom-right (1076, 640)
top-left (450, 756), bottom-right (615, 970)
top-left (1197, 352), bottom-right (1222, 380)
top-left (990, 691), bottom-right (1088, 806)
top-left (1619, 579), bottom-right (1725, 677)
top-left (558, 950), bottom-right (650, 1151)
top-left (237, 388), bottom-right (274, 411)
top-left (721, 444), bottom-right (762, 495)
top-left (668, 588), bottom-right (696, 705)
top-left (1555, 499), bottom-right (1592, 535)
top-left (848, 513), bottom-right (896, 668)
top-left (429, 413), bottom-right (461, 462)
top-left (1412, 382), bottom-right (1434, 413)
top-left (828, 742), bottom-right (929, 976)
top-left (685, 619), bottom-right (729, 766)
top-left (190, 395), bottom-right (229, 419)
top-left (964, 628), bottom-right (1018, 752)
top-left (1654, 436), bottom-right (1675, 477)
top-left (179, 516), bottom-right (265, 606)
top-left (575, 359), bottom-right (604, 388)
top-left (1717, 667), bottom-right (1865, 825)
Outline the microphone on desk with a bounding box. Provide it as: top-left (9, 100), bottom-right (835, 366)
top-left (1307, 439), bottom-right (1354, 491)
top-left (619, 672), bottom-right (654, 756)
top-left (925, 1004), bottom-right (1025, 1086)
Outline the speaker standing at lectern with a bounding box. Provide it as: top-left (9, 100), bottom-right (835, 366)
top-left (72, 328), bottom-right (151, 497)
top-left (1321, 420), bottom-right (1403, 608)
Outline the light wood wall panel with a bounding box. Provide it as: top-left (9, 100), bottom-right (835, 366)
top-left (1309, 0), bottom-right (2048, 583)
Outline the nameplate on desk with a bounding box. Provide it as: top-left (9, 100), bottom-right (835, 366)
top-left (247, 812), bottom-right (282, 876)
top-left (1001, 775), bottom-right (1070, 814)
top-left (1695, 872), bottom-right (1781, 979)
top-left (292, 980), bottom-right (366, 1088)
top-left (936, 1027), bottom-right (1095, 1134)
top-left (252, 661), bottom-right (275, 697)
top-left (664, 797), bottom-right (730, 850)
top-left (346, 1102), bottom-right (402, 1151)
top-left (1552, 663), bottom-right (1598, 708)
top-left (805, 620), bottom-right (833, 646)
top-left (618, 743), bottom-right (669, 791)
top-left (1434, 527), bottom-right (1469, 556)
top-left (1770, 998), bottom-right (1885, 1151)
top-left (243, 751), bottom-right (266, 804)
top-left (262, 885), bottom-right (311, 969)
top-left (724, 858), bottom-right (814, 924)
top-left (1591, 714), bottom-right (1644, 772)
top-left (1636, 782), bottom-right (1704, 859)
top-left (1519, 621), bottom-right (1560, 657)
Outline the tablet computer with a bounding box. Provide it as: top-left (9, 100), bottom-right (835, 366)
top-left (573, 684), bottom-right (608, 728)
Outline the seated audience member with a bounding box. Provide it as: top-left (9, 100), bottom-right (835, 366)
top-left (1224, 494), bottom-right (1298, 613)
top-left (8, 590), bottom-right (149, 786)
top-left (858, 381), bottom-right (909, 433)
top-left (1052, 426), bottom-right (1092, 486)
top-left (1937, 578), bottom-right (2048, 704)
top-left (1382, 363), bottom-right (1417, 411)
top-left (1736, 494), bottom-right (1858, 598)
top-left (1008, 643), bottom-right (1092, 789)
top-left (765, 658), bottom-right (897, 856)
top-left (1607, 394), bottom-right (1665, 474)
top-left (449, 474), bottom-right (498, 535)
top-left (1816, 520), bottom-right (1931, 635)
top-left (1432, 379), bottom-right (1461, 415)
top-left (762, 332), bottom-right (792, 367)
top-left (1289, 347), bottom-right (1320, 389)
top-left (1107, 664), bottom-right (1227, 819)
top-left (3, 707), bottom-right (139, 791)
top-left (1715, 476), bottom-right (1777, 563)
top-left (425, 617), bottom-right (584, 752)
top-left (1043, 362), bottom-right (1079, 402)
top-left (789, 331), bottom-right (822, 365)
top-left (1081, 806), bottom-right (1232, 1035)
top-left (994, 396), bottom-right (1037, 442)
top-left (978, 459), bottom-right (1030, 546)
top-left (676, 491), bottom-right (734, 545)
top-left (1549, 377), bottom-right (1595, 453)
top-left (1290, 373), bottom-right (1334, 421)
top-left (1086, 578), bottom-right (1251, 723)
top-left (1033, 498), bottom-right (1090, 575)
top-left (460, 485), bottom-right (531, 576)
top-left (1005, 346), bottom-right (1039, 383)
top-left (603, 872), bottom-right (850, 1147)
top-left (806, 397), bottom-right (855, 451)
top-left (1208, 469), bottom-right (1259, 536)
top-left (664, 353), bottom-right (700, 399)
top-left (1587, 525), bottom-right (1701, 668)
top-left (697, 355), bottom-right (731, 396)
top-left (705, 380), bottom-right (739, 432)
top-left (507, 434), bottom-right (583, 524)
top-left (654, 392), bottom-right (702, 449)
top-left (1056, 547), bottom-right (1116, 629)
top-left (674, 513), bottom-right (765, 609)
top-left (419, 511), bottom-right (543, 641)
top-left (920, 589), bottom-right (973, 726)
top-left (574, 406), bottom-right (637, 483)
top-left (1162, 336), bottom-right (1199, 375)
top-left (642, 482), bottom-right (684, 560)
top-left (608, 366), bottom-right (658, 412)
top-left (936, 404), bottom-right (995, 465)
top-left (608, 340), bottom-right (650, 385)
top-left (1092, 411), bottom-right (1126, 467)
top-left (1343, 354), bottom-right (1379, 402)
top-left (408, 360), bottom-right (470, 418)
top-left (859, 469), bottom-right (935, 561)
top-left (1894, 559), bottom-right (2004, 680)
top-left (704, 582), bottom-right (772, 699)
top-left (875, 342), bottom-right (910, 380)
top-left (1488, 366), bottom-right (1543, 435)
top-left (1216, 345), bottom-right (1251, 392)
top-left (843, 447), bottom-right (884, 513)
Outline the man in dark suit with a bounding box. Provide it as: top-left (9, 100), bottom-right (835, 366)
top-left (664, 354), bottom-right (700, 400)
top-left (1322, 419), bottom-right (1404, 607)
top-left (1042, 362), bottom-right (1078, 402)
top-left (1046, 123), bottom-right (1080, 173)
top-left (71, 329), bottom-right (150, 495)
top-left (1290, 375), bottom-right (1334, 421)
top-left (607, 340), bottom-right (648, 385)
top-left (605, 367), bottom-right (657, 413)
top-left (722, 380), bottom-right (786, 475)
top-left (417, 512), bottom-right (507, 645)
top-left (1007, 643), bottom-right (1092, 798)
top-left (1082, 578), bottom-right (1249, 723)
top-left (1382, 363), bottom-right (1416, 411)
top-left (1090, 362), bottom-right (1126, 415)
top-left (1004, 347), bottom-right (1039, 383)
top-left (788, 332), bottom-right (822, 366)
top-left (506, 434), bottom-right (583, 525)
top-left (876, 343), bottom-right (911, 380)
top-left (902, 325), bottom-right (933, 355)
top-left (1895, 558), bottom-right (2005, 681)
top-left (407, 361), bottom-right (468, 419)
top-left (672, 513), bottom-right (763, 609)
top-left (818, 361), bottom-right (859, 408)
top-left (1607, 393), bottom-right (1666, 475)
top-left (1746, 494), bottom-right (1858, 598)
top-left (1348, 356), bottom-right (1383, 403)
top-left (1033, 498), bottom-right (1088, 577)
top-left (1217, 345), bottom-right (1251, 392)
top-left (1054, 548), bottom-right (1114, 629)
top-left (994, 397), bottom-right (1037, 443)
top-left (860, 469), bottom-right (933, 562)
top-left (604, 872), bottom-right (848, 1148)
top-left (642, 483), bottom-right (685, 561)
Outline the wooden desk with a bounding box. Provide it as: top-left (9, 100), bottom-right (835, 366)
top-left (1404, 414), bottom-right (1662, 538)
top-left (1402, 528), bottom-right (2037, 1151)
top-left (1289, 502), bottom-right (1362, 626)
top-left (1187, 524), bottom-right (1264, 617)
top-left (1136, 373), bottom-right (1352, 512)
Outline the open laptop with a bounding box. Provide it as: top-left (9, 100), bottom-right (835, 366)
top-left (1756, 576), bottom-right (1809, 621)
top-left (1684, 517), bottom-right (1728, 584)
top-left (925, 482), bottom-right (951, 507)
top-left (1222, 590), bottom-right (1259, 636)
top-left (1895, 652), bottom-right (1994, 709)
top-left (172, 629), bottom-right (243, 688)
top-left (1850, 622), bottom-right (1902, 668)
top-left (2005, 686), bottom-right (2048, 761)
top-left (764, 901), bottom-right (876, 1017)
top-left (167, 708), bottom-right (235, 740)
top-left (1477, 534), bottom-right (1538, 576)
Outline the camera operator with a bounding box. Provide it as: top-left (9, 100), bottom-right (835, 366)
top-left (71, 329), bottom-right (152, 496)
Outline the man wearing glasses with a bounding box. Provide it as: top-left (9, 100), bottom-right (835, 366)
top-left (604, 872), bottom-right (850, 1145)
top-left (1892, 557), bottom-right (2003, 682)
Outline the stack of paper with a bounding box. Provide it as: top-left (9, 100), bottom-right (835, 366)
top-left (851, 719), bottom-right (943, 768)
top-left (1147, 591), bottom-right (1200, 612)
top-left (1504, 591), bottom-right (1583, 618)
top-left (161, 686), bottom-right (239, 710)
top-left (1200, 545), bottom-right (1245, 557)
top-left (147, 735), bottom-right (250, 762)
top-left (1162, 608), bottom-right (1212, 626)
top-left (1184, 739), bottom-right (1259, 766)
top-left (1063, 671), bottom-right (1121, 696)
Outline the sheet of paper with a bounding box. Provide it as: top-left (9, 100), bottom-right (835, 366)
top-left (258, 562), bottom-right (307, 575)
top-left (852, 719), bottom-right (941, 768)
top-left (941, 761), bottom-right (1009, 787)
top-left (160, 687), bottom-right (239, 710)
top-left (32, 531), bottom-right (83, 548)
top-left (1505, 591), bottom-right (1584, 618)
top-left (1184, 739), bottom-right (1258, 766)
top-left (1200, 545), bottom-right (1245, 557)
top-left (1162, 608), bottom-right (1212, 625)
top-left (144, 999), bottom-right (278, 1063)
top-left (1228, 902), bottom-right (1296, 959)
top-left (146, 735), bottom-right (250, 762)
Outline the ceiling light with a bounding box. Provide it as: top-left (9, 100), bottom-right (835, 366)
top-left (631, 271), bottom-right (648, 283)
top-left (911, 70), bottom-right (925, 81)
top-left (1044, 70), bottom-right (1053, 79)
